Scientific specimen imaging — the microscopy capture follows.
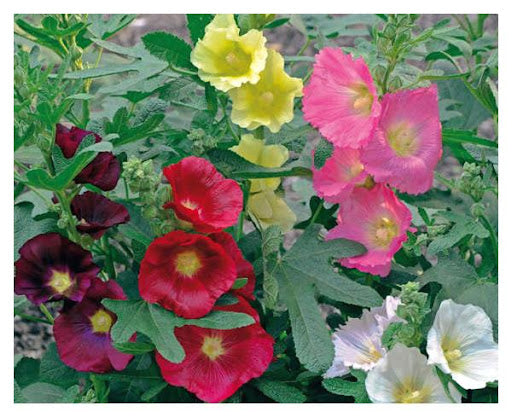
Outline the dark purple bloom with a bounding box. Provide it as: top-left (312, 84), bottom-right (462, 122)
top-left (54, 278), bottom-right (134, 373)
top-left (71, 191), bottom-right (130, 239)
top-left (14, 233), bottom-right (99, 305)
top-left (55, 124), bottom-right (121, 191)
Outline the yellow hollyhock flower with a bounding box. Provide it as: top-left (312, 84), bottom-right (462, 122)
top-left (230, 134), bottom-right (289, 192)
top-left (229, 49), bottom-right (303, 133)
top-left (190, 14), bottom-right (268, 92)
top-left (248, 188), bottom-right (296, 232)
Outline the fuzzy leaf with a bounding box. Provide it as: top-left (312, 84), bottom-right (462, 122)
top-left (187, 14), bottom-right (214, 44)
top-left (253, 379), bottom-right (306, 403)
top-left (142, 31), bottom-right (195, 70)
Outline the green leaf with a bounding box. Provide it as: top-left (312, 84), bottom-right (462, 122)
top-left (322, 373), bottom-right (370, 403)
top-left (264, 17), bottom-right (291, 29)
top-left (253, 379), bottom-right (306, 403)
top-left (39, 343), bottom-right (83, 388)
top-left (313, 137), bottom-right (333, 169)
top-left (443, 129), bottom-right (497, 149)
top-left (87, 14), bottom-right (137, 40)
top-left (267, 225), bottom-right (378, 372)
top-left (232, 277), bottom-right (248, 290)
top-left (184, 310), bottom-right (255, 329)
top-left (21, 382), bottom-right (79, 403)
top-left (262, 226), bottom-right (282, 310)
top-left (142, 31), bottom-right (195, 70)
top-left (14, 357), bottom-right (40, 388)
top-left (187, 14), bottom-right (214, 44)
top-left (113, 341), bottom-right (156, 355)
top-left (141, 381), bottom-right (169, 402)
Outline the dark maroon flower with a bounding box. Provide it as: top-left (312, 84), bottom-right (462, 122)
top-left (55, 124), bottom-right (121, 191)
top-left (54, 277), bottom-right (134, 373)
top-left (14, 233), bottom-right (99, 305)
top-left (70, 191), bottom-right (130, 239)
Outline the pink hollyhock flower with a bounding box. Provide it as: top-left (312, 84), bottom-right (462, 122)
top-left (163, 156), bottom-right (243, 234)
top-left (14, 233), bottom-right (99, 304)
top-left (71, 191), bottom-right (130, 239)
top-left (312, 146), bottom-right (369, 203)
top-left (302, 47), bottom-right (380, 149)
top-left (56, 124), bottom-right (121, 191)
top-left (326, 184), bottom-right (412, 277)
top-left (209, 232), bottom-right (256, 300)
top-left (139, 230), bottom-right (237, 319)
top-left (361, 85), bottom-right (442, 194)
top-left (156, 296), bottom-right (274, 403)
top-left (54, 277), bottom-right (134, 373)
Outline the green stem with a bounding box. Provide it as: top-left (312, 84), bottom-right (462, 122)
top-left (16, 312), bottom-right (53, 325)
top-left (55, 190), bottom-right (80, 242)
top-left (308, 201), bottom-right (323, 226)
top-left (101, 235), bottom-right (116, 279)
top-left (39, 304), bottom-right (55, 324)
top-left (169, 64), bottom-right (198, 77)
top-left (479, 214), bottom-right (498, 266)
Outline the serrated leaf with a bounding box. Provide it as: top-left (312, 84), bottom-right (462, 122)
top-left (187, 14), bottom-right (214, 44)
top-left (39, 343), bottom-right (83, 388)
top-left (322, 376), bottom-right (370, 403)
top-left (142, 31), bottom-right (195, 70)
top-left (21, 382), bottom-right (79, 403)
top-left (253, 379), bottom-right (306, 403)
top-left (313, 137), bottom-right (333, 169)
top-left (262, 226), bottom-right (282, 310)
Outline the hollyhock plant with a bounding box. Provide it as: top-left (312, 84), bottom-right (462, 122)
top-left (14, 233), bottom-right (99, 304)
top-left (209, 231), bottom-right (256, 300)
top-left (139, 230), bottom-right (237, 318)
top-left (229, 49), bottom-right (303, 133)
top-left (325, 296), bottom-right (402, 378)
top-left (365, 344), bottom-right (461, 403)
top-left (163, 156), bottom-right (243, 234)
top-left (327, 183), bottom-right (412, 277)
top-left (53, 278), bottom-right (134, 373)
top-left (55, 124), bottom-right (121, 191)
top-left (230, 134), bottom-right (289, 193)
top-left (361, 85), bottom-right (442, 194)
top-left (302, 47), bottom-right (380, 149)
top-left (247, 187), bottom-right (296, 232)
top-left (156, 296), bottom-right (274, 402)
top-left (312, 146), bottom-right (369, 203)
top-left (427, 299), bottom-right (498, 389)
top-left (70, 191), bottom-right (130, 239)
top-left (190, 14), bottom-right (267, 92)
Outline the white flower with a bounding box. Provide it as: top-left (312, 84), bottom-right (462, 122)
top-left (366, 343), bottom-right (461, 403)
top-left (427, 299), bottom-right (498, 390)
top-left (324, 296), bottom-right (402, 377)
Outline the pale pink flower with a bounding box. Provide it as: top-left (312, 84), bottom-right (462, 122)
top-left (361, 85), bottom-right (442, 194)
top-left (302, 47), bottom-right (381, 149)
top-left (312, 146), bottom-right (369, 203)
top-left (326, 184), bottom-right (412, 277)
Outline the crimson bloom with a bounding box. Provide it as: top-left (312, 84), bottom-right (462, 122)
top-left (56, 124), bottom-right (120, 191)
top-left (163, 156), bottom-right (243, 233)
top-left (53, 277), bottom-right (134, 373)
top-left (139, 230), bottom-right (237, 319)
top-left (326, 184), bottom-right (412, 277)
top-left (70, 191), bottom-right (130, 239)
top-left (156, 296), bottom-right (274, 402)
top-left (209, 232), bottom-right (256, 300)
top-left (303, 47), bottom-right (381, 149)
top-left (361, 85), bottom-right (442, 194)
top-left (14, 233), bottom-right (99, 304)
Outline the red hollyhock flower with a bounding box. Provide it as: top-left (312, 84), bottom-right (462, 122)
top-left (162, 156), bottom-right (243, 233)
top-left (156, 296), bottom-right (274, 402)
top-left (70, 191), bottom-right (130, 239)
top-left (14, 233), bottom-right (99, 305)
top-left (139, 230), bottom-right (237, 318)
top-left (209, 232), bottom-right (255, 300)
top-left (54, 277), bottom-right (134, 373)
top-left (55, 124), bottom-right (120, 191)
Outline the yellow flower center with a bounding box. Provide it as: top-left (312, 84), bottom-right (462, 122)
top-left (79, 218), bottom-right (90, 226)
top-left (393, 379), bottom-right (432, 403)
top-left (223, 47), bottom-right (251, 74)
top-left (350, 84), bottom-right (374, 116)
top-left (201, 336), bottom-right (225, 360)
top-left (387, 122), bottom-right (418, 157)
top-left (260, 91), bottom-right (274, 105)
top-left (90, 309), bottom-right (113, 334)
top-left (175, 250), bottom-right (202, 277)
top-left (181, 199), bottom-right (198, 210)
top-left (442, 337), bottom-right (464, 371)
top-left (358, 341), bottom-right (383, 365)
top-left (345, 162), bottom-right (364, 180)
top-left (370, 216), bottom-right (398, 248)
top-left (49, 270), bottom-right (72, 294)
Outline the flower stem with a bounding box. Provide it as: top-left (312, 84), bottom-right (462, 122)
top-left (16, 312), bottom-right (53, 325)
top-left (39, 304), bottom-right (54, 324)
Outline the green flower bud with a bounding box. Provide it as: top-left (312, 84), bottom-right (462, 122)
top-left (471, 202), bottom-right (486, 218)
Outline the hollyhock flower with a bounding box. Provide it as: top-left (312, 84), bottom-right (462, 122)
top-left (427, 299), bottom-right (498, 389)
top-left (366, 344), bottom-right (461, 403)
top-left (139, 230), bottom-right (237, 319)
top-left (156, 296), bottom-right (274, 403)
top-left (70, 191), bottom-right (130, 239)
top-left (209, 231), bottom-right (255, 300)
top-left (312, 146), bottom-right (369, 203)
top-left (163, 156), bottom-right (243, 234)
top-left (14, 233), bottom-right (99, 305)
top-left (361, 85), bottom-right (442, 194)
top-left (54, 278), bottom-right (134, 373)
top-left (247, 188), bottom-right (296, 232)
top-left (55, 123), bottom-right (120, 191)
top-left (230, 134), bottom-right (289, 193)
top-left (302, 47), bottom-right (380, 149)
top-left (229, 49), bottom-right (303, 133)
top-left (190, 14), bottom-right (267, 92)
top-left (326, 183), bottom-right (412, 277)
top-left (325, 296), bottom-right (402, 378)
